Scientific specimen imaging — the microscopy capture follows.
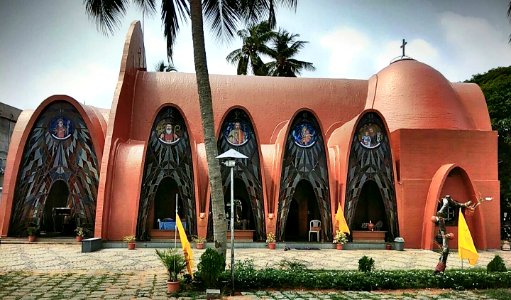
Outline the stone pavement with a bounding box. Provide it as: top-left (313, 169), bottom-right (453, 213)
top-left (0, 243), bottom-right (510, 299)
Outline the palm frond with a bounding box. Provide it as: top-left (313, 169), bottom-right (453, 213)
top-left (84, 0), bottom-right (129, 35)
top-left (134, 0), bottom-right (156, 14)
top-left (226, 49), bottom-right (244, 64)
top-left (161, 0), bottom-right (190, 60)
top-left (203, 0), bottom-right (242, 41)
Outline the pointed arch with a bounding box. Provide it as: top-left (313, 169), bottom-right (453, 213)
top-left (8, 100), bottom-right (100, 236)
top-left (276, 110), bottom-right (331, 241)
top-left (344, 112), bottom-right (399, 240)
top-left (215, 108), bottom-right (265, 240)
top-left (136, 106), bottom-right (196, 239)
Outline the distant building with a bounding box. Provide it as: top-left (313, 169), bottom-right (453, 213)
top-left (0, 103), bottom-right (21, 201)
top-left (0, 22), bottom-right (501, 249)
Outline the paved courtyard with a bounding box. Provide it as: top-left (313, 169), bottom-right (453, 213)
top-left (0, 243), bottom-right (510, 299)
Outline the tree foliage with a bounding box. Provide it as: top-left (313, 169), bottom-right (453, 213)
top-left (466, 66), bottom-right (511, 217)
top-left (226, 21), bottom-right (315, 77)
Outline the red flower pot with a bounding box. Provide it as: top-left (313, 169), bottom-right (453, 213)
top-left (76, 236), bottom-right (83, 242)
top-left (196, 242), bottom-right (205, 249)
top-left (167, 281), bottom-right (180, 293)
top-left (268, 242), bottom-right (276, 250)
top-left (127, 242), bottom-right (136, 250)
top-left (336, 243), bottom-right (343, 250)
top-left (28, 235), bottom-right (36, 243)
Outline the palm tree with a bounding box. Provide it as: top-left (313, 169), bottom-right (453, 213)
top-left (508, 1), bottom-right (511, 42)
top-left (265, 29), bottom-right (315, 77)
top-left (84, 0), bottom-right (298, 258)
top-left (226, 21), bottom-right (274, 75)
top-left (155, 60), bottom-right (177, 72)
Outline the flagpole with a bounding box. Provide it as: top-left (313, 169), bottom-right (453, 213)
top-left (175, 193), bottom-right (178, 249)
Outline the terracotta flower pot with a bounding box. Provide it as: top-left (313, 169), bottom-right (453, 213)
top-left (76, 236), bottom-right (83, 242)
top-left (127, 242), bottom-right (136, 250)
top-left (367, 222), bottom-right (374, 231)
top-left (336, 243), bottom-right (343, 250)
top-left (28, 235), bottom-right (36, 243)
top-left (166, 280), bottom-right (180, 293)
top-left (196, 242), bottom-right (205, 249)
top-left (386, 243), bottom-right (392, 250)
top-left (268, 242), bottom-right (276, 250)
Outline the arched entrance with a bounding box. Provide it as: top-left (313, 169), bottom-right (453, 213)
top-left (353, 181), bottom-right (388, 231)
top-left (276, 111), bottom-right (331, 241)
top-left (41, 180), bottom-right (71, 236)
top-left (224, 179), bottom-right (256, 231)
top-left (150, 177), bottom-right (183, 230)
top-left (283, 180), bottom-right (320, 241)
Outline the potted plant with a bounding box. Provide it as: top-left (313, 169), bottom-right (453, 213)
top-left (75, 227), bottom-right (85, 242)
top-left (266, 232), bottom-right (276, 249)
top-left (193, 236), bottom-right (206, 249)
top-left (155, 248), bottom-right (187, 293)
top-left (27, 226), bottom-right (38, 242)
top-left (333, 230), bottom-right (347, 250)
top-left (123, 235), bottom-right (136, 250)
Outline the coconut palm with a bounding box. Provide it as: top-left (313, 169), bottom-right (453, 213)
top-left (265, 29), bottom-right (315, 77)
top-left (226, 21), bottom-right (274, 75)
top-left (155, 60), bottom-right (177, 72)
top-left (84, 0), bottom-right (298, 258)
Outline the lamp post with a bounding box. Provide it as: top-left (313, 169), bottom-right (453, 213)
top-left (216, 149), bottom-right (248, 295)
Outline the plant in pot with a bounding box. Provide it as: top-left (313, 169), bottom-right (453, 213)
top-left (333, 230), bottom-right (348, 250)
top-left (123, 235), bottom-right (136, 250)
top-left (193, 236), bottom-right (206, 249)
top-left (27, 226), bottom-right (38, 242)
top-left (75, 227), bottom-right (85, 242)
top-left (155, 248), bottom-right (187, 293)
top-left (266, 232), bottom-right (276, 249)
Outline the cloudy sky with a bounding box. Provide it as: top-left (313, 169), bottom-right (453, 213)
top-left (1, 0), bottom-right (510, 110)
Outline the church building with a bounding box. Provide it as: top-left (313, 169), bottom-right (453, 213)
top-left (0, 21), bottom-right (500, 249)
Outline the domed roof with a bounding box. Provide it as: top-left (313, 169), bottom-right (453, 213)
top-left (371, 59), bottom-right (473, 131)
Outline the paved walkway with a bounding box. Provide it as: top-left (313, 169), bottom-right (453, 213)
top-left (0, 244), bottom-right (510, 299)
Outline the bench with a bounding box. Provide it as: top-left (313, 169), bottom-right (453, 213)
top-left (81, 237), bottom-right (102, 253)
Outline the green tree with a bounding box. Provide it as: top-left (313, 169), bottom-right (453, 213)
top-left (84, 0), bottom-right (298, 258)
top-left (226, 21), bottom-right (274, 75)
top-left (466, 67), bottom-right (511, 224)
top-left (265, 29), bottom-right (315, 77)
top-left (154, 60), bottom-right (177, 72)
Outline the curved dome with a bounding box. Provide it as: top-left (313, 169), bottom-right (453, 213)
top-left (371, 59), bottom-right (473, 131)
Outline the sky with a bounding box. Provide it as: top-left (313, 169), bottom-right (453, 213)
top-left (0, 0), bottom-right (510, 110)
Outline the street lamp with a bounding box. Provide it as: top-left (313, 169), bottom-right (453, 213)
top-left (216, 149), bottom-right (248, 295)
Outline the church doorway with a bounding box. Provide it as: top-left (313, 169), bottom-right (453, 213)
top-left (353, 180), bottom-right (388, 232)
top-left (151, 177), bottom-right (182, 230)
top-left (283, 180), bottom-right (320, 241)
top-left (41, 180), bottom-right (71, 236)
top-left (224, 178), bottom-right (255, 232)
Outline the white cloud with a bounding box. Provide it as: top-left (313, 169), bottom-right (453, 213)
top-left (319, 27), bottom-right (371, 78)
top-left (439, 11), bottom-right (511, 80)
top-left (374, 38), bottom-right (440, 72)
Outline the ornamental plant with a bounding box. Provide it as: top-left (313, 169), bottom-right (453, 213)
top-left (123, 235), bottom-right (136, 243)
top-left (75, 227), bottom-right (85, 237)
top-left (266, 232), bottom-right (276, 243)
top-left (333, 230), bottom-right (348, 244)
top-left (358, 255), bottom-right (375, 272)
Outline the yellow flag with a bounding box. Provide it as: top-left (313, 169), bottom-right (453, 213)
top-left (458, 208), bottom-right (478, 266)
top-left (176, 214), bottom-right (194, 278)
top-left (335, 203), bottom-right (350, 234)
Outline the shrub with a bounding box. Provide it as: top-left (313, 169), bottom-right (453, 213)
top-left (487, 255), bottom-right (507, 272)
top-left (198, 248), bottom-right (226, 288)
top-left (155, 249), bottom-right (187, 282)
top-left (358, 256), bottom-right (375, 273)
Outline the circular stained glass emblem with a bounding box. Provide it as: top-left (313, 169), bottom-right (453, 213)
top-left (292, 122), bottom-right (317, 148)
top-left (224, 121), bottom-right (250, 146)
top-left (358, 123), bottom-right (383, 149)
top-left (49, 117), bottom-right (73, 140)
top-left (156, 120), bottom-right (181, 145)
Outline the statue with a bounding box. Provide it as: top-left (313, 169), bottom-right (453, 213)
top-left (431, 195), bottom-right (490, 273)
